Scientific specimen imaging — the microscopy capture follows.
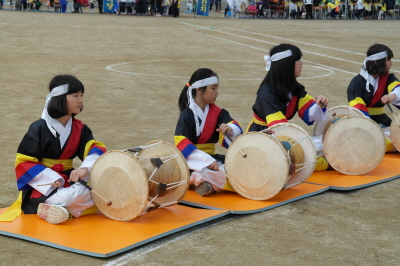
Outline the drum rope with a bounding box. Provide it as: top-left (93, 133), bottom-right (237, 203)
top-left (135, 154), bottom-right (180, 182)
top-left (147, 180), bottom-right (187, 189)
top-left (270, 123), bottom-right (290, 132)
top-left (165, 180), bottom-right (187, 190)
top-left (126, 141), bottom-right (164, 155)
top-left (285, 181), bottom-right (303, 188)
top-left (140, 201), bottom-right (179, 216)
top-left (349, 108), bottom-right (361, 116)
top-left (139, 141), bottom-right (164, 150)
top-left (291, 161), bottom-right (316, 173)
top-left (285, 136), bottom-right (308, 146)
top-left (147, 168), bottom-right (158, 181)
top-left (147, 194), bottom-right (158, 205)
top-left (134, 154), bottom-right (179, 162)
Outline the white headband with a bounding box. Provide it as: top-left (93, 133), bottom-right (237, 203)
top-left (264, 49), bottom-right (293, 71)
top-left (360, 51), bottom-right (388, 92)
top-left (41, 84), bottom-right (69, 137)
top-left (187, 76), bottom-right (219, 136)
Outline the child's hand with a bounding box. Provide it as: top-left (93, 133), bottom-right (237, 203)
top-left (216, 123), bottom-right (233, 135)
top-left (381, 94), bottom-right (396, 104)
top-left (208, 161), bottom-right (219, 171)
top-left (52, 180), bottom-right (63, 188)
top-left (68, 167), bottom-right (88, 183)
top-left (314, 95), bottom-right (329, 108)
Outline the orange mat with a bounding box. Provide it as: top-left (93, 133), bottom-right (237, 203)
top-left (0, 205), bottom-right (229, 257)
top-left (383, 153), bottom-right (400, 160)
top-left (307, 155), bottom-right (400, 190)
top-left (181, 183), bottom-right (329, 213)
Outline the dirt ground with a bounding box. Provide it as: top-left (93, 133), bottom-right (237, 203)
top-left (1, 8), bottom-right (400, 265)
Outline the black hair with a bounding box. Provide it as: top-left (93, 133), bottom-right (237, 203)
top-left (178, 68), bottom-right (219, 112)
top-left (259, 43), bottom-right (303, 102)
top-left (365, 44), bottom-right (393, 76)
top-left (47, 75), bottom-right (85, 119)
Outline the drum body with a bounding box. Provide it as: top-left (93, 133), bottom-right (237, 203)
top-left (90, 140), bottom-right (189, 221)
top-left (269, 123), bottom-right (316, 186)
top-left (225, 123), bottom-right (315, 201)
top-left (313, 105), bottom-right (366, 137)
top-left (225, 132), bottom-right (289, 201)
top-left (324, 116), bottom-right (385, 175)
top-left (390, 113), bottom-right (400, 151)
top-left (136, 140), bottom-right (190, 206)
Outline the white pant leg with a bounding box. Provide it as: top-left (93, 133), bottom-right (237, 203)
top-left (190, 161), bottom-right (227, 190)
top-left (311, 135), bottom-right (324, 156)
top-left (45, 182), bottom-right (94, 217)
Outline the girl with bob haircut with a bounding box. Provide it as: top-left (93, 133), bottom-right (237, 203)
top-left (347, 43), bottom-right (400, 151)
top-left (175, 68), bottom-right (243, 197)
top-left (247, 43), bottom-right (329, 132)
top-left (348, 43), bottom-right (400, 127)
top-left (0, 75), bottom-right (106, 225)
top-left (247, 43), bottom-right (329, 171)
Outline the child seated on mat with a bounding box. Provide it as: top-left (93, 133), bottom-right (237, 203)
top-left (347, 43), bottom-right (400, 152)
top-left (174, 68), bottom-right (243, 197)
top-left (246, 43), bottom-right (330, 171)
top-left (0, 75), bottom-right (106, 225)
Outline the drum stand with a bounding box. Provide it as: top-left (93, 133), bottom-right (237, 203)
top-left (126, 141), bottom-right (188, 214)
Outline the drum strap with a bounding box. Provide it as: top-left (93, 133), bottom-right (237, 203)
top-left (156, 183), bottom-right (167, 196)
top-left (127, 147), bottom-right (143, 152)
top-left (145, 204), bottom-right (161, 213)
top-left (150, 158), bottom-right (164, 168)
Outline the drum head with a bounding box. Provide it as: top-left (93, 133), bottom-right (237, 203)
top-left (269, 123), bottom-right (316, 185)
top-left (390, 113), bottom-right (400, 151)
top-left (137, 140), bottom-right (189, 206)
top-left (313, 105), bottom-right (366, 137)
top-left (90, 151), bottom-right (149, 221)
top-left (324, 116), bottom-right (385, 175)
top-left (225, 132), bottom-right (289, 201)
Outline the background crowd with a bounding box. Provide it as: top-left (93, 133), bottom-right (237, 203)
top-left (0, 0), bottom-right (399, 19)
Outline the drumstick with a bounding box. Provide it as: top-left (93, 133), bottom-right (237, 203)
top-left (37, 182), bottom-right (56, 186)
top-left (386, 103), bottom-right (400, 125)
top-left (78, 180), bottom-right (112, 206)
top-left (224, 133), bottom-right (247, 158)
top-left (218, 169), bottom-right (247, 193)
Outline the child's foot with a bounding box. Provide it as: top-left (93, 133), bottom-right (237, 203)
top-left (195, 182), bottom-right (215, 197)
top-left (37, 203), bottom-right (69, 224)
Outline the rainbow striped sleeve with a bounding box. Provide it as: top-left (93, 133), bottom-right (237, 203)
top-left (15, 153), bottom-right (46, 191)
top-left (349, 97), bottom-right (369, 117)
top-left (83, 140), bottom-right (106, 159)
top-left (266, 112), bottom-right (288, 127)
top-left (219, 120), bottom-right (243, 149)
top-left (388, 80), bottom-right (400, 94)
top-left (174, 135), bottom-right (197, 158)
top-left (297, 94), bottom-right (316, 126)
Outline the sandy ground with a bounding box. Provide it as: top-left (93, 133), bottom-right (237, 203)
top-left (1, 8), bottom-right (400, 265)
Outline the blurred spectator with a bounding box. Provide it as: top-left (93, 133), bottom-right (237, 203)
top-left (97, 0), bottom-right (103, 13)
top-left (215, 0), bottom-right (221, 11)
top-left (304, 0), bottom-right (313, 18)
top-left (289, 0), bottom-right (297, 18)
top-left (356, 0), bottom-right (363, 19)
